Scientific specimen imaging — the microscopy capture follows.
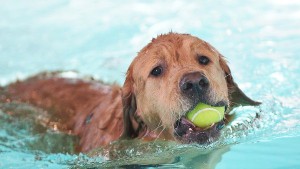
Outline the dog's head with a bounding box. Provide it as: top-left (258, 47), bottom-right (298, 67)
top-left (121, 33), bottom-right (260, 144)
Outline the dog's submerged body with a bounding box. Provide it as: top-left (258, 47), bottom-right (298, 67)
top-left (0, 33), bottom-right (260, 152)
top-left (2, 73), bottom-right (125, 152)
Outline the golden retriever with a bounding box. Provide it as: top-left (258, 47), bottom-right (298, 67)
top-left (0, 33), bottom-right (260, 152)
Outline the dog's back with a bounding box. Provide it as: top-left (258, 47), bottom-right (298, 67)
top-left (1, 72), bottom-right (124, 152)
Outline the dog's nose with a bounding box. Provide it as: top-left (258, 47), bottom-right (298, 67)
top-left (180, 72), bottom-right (209, 96)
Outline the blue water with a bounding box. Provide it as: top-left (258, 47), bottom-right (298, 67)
top-left (0, 0), bottom-right (300, 168)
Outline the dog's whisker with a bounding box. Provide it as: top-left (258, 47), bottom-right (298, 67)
top-left (150, 118), bottom-right (165, 142)
top-left (140, 120), bottom-right (164, 140)
top-left (154, 126), bottom-right (166, 143)
top-left (154, 119), bottom-right (163, 131)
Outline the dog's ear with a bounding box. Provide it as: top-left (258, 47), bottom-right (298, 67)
top-left (219, 56), bottom-right (261, 109)
top-left (121, 67), bottom-right (144, 139)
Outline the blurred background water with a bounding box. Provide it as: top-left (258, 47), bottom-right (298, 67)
top-left (0, 0), bottom-right (299, 168)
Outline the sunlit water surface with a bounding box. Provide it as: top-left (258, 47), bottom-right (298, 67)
top-left (0, 0), bottom-right (299, 168)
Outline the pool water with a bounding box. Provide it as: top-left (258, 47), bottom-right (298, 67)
top-left (0, 0), bottom-right (299, 168)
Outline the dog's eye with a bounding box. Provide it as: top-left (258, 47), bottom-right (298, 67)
top-left (150, 66), bottom-right (163, 77)
top-left (198, 55), bottom-right (210, 65)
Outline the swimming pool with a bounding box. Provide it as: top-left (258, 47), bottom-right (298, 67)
top-left (0, 0), bottom-right (299, 168)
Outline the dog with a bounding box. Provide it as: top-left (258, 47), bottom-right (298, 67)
top-left (0, 33), bottom-right (260, 152)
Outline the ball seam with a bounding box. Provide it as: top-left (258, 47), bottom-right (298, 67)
top-left (191, 108), bottom-right (221, 122)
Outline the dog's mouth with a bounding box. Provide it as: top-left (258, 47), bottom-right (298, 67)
top-left (173, 102), bottom-right (227, 144)
top-left (174, 117), bottom-right (225, 144)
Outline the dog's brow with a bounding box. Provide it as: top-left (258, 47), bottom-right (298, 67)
top-left (190, 41), bottom-right (202, 51)
top-left (191, 41), bottom-right (218, 58)
top-left (160, 43), bottom-right (173, 53)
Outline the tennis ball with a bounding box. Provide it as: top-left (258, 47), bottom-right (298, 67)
top-left (186, 103), bottom-right (225, 128)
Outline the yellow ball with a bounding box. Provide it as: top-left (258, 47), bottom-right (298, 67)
top-left (186, 103), bottom-right (225, 128)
